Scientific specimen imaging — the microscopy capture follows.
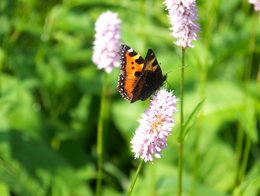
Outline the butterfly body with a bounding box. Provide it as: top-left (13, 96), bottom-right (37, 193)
top-left (117, 45), bottom-right (166, 103)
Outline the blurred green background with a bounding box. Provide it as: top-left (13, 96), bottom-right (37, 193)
top-left (0, 0), bottom-right (259, 195)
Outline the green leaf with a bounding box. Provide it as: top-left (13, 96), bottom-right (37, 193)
top-left (112, 100), bottom-right (145, 140)
top-left (239, 96), bottom-right (258, 142)
top-left (0, 131), bottom-right (92, 195)
top-left (178, 98), bottom-right (206, 141)
top-left (0, 182), bottom-right (9, 196)
top-left (233, 163), bottom-right (260, 196)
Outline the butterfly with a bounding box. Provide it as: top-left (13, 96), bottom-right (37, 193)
top-left (117, 44), bottom-right (167, 103)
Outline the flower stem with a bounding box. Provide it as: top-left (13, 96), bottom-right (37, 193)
top-left (238, 136), bottom-right (252, 183)
top-left (240, 10), bottom-right (256, 180)
top-left (177, 48), bottom-right (185, 196)
top-left (127, 160), bottom-right (143, 196)
top-left (233, 12), bottom-right (257, 193)
top-left (96, 73), bottom-right (107, 196)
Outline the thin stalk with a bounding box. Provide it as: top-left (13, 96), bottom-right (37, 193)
top-left (177, 48), bottom-right (185, 196)
top-left (234, 12), bottom-right (258, 190)
top-left (96, 73), bottom-right (107, 196)
top-left (190, 1), bottom-right (217, 193)
top-left (235, 124), bottom-right (244, 166)
top-left (127, 160), bottom-right (143, 196)
top-left (238, 136), bottom-right (252, 183)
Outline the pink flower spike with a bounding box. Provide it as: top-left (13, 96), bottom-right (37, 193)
top-left (131, 89), bottom-right (178, 162)
top-left (92, 11), bottom-right (121, 73)
top-left (249, 0), bottom-right (260, 11)
top-left (164, 0), bottom-right (200, 48)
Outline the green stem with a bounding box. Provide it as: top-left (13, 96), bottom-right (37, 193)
top-left (234, 11), bottom-right (257, 191)
top-left (177, 48), bottom-right (185, 196)
top-left (96, 73), bottom-right (107, 196)
top-left (235, 124), bottom-right (243, 167)
top-left (177, 143), bottom-right (183, 196)
top-left (127, 160), bottom-right (143, 196)
top-left (238, 136), bottom-right (251, 183)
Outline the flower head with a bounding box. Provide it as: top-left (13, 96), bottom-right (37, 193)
top-left (131, 89), bottom-right (177, 162)
top-left (249, 0), bottom-right (260, 11)
top-left (164, 0), bottom-right (200, 48)
top-left (92, 11), bottom-right (121, 73)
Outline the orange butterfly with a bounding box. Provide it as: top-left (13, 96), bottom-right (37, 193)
top-left (117, 45), bottom-right (167, 103)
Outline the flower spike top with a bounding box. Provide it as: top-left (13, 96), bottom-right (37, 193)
top-left (92, 11), bottom-right (121, 73)
top-left (131, 88), bottom-right (177, 162)
top-left (249, 0), bottom-right (260, 11)
top-left (164, 0), bottom-right (200, 48)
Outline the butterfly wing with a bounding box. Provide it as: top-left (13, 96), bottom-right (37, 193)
top-left (117, 45), bottom-right (145, 102)
top-left (132, 49), bottom-right (167, 102)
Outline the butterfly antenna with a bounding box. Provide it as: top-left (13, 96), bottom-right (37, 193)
top-left (159, 61), bottom-right (190, 73)
top-left (164, 80), bottom-right (173, 90)
top-left (172, 64), bottom-right (190, 72)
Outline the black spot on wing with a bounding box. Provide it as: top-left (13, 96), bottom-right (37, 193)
top-left (135, 56), bottom-right (143, 64)
top-left (129, 51), bottom-right (137, 57)
top-left (134, 71), bottom-right (142, 77)
top-left (152, 59), bottom-right (158, 67)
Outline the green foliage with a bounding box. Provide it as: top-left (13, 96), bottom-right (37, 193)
top-left (0, 0), bottom-right (259, 195)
